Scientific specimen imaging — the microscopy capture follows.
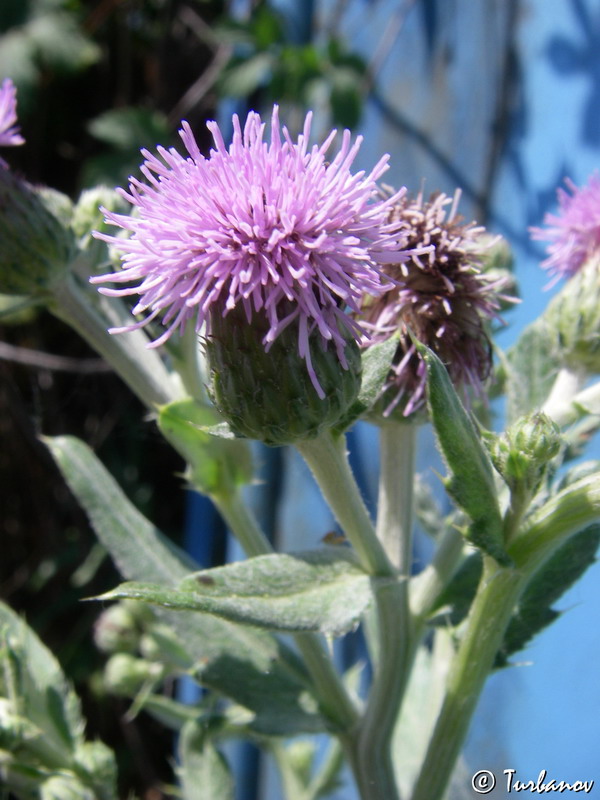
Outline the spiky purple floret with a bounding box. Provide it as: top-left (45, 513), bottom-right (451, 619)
top-left (361, 190), bottom-right (510, 417)
top-left (92, 106), bottom-right (406, 397)
top-left (0, 78), bottom-right (24, 166)
top-left (531, 174), bottom-right (600, 283)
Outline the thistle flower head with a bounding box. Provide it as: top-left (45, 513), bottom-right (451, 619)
top-left (0, 78), bottom-right (24, 166)
top-left (92, 106), bottom-right (404, 397)
top-left (530, 174), bottom-right (600, 283)
top-left (361, 189), bottom-right (509, 417)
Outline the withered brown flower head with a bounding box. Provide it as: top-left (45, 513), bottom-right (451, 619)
top-left (361, 189), bottom-right (510, 417)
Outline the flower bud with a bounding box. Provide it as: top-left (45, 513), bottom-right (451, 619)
top-left (93, 602), bottom-right (141, 654)
top-left (545, 255), bottom-right (600, 373)
top-left (0, 170), bottom-right (76, 297)
top-left (487, 412), bottom-right (562, 495)
top-left (103, 653), bottom-right (164, 696)
top-left (206, 305), bottom-right (362, 446)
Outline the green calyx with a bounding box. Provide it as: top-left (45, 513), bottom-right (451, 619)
top-left (547, 256), bottom-right (600, 373)
top-left (0, 170), bottom-right (76, 297)
top-left (206, 306), bottom-right (362, 446)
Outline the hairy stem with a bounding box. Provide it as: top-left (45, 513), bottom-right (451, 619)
top-left (51, 274), bottom-right (177, 408)
top-left (411, 558), bottom-right (525, 800)
top-left (296, 431), bottom-right (395, 577)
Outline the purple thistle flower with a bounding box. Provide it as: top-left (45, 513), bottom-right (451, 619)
top-left (92, 106), bottom-right (406, 397)
top-left (0, 78), bottom-right (24, 166)
top-left (530, 174), bottom-right (600, 283)
top-left (361, 190), bottom-right (510, 417)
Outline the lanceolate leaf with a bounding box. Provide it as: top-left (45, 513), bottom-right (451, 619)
top-left (44, 436), bottom-right (324, 735)
top-left (416, 342), bottom-right (510, 565)
top-left (496, 523), bottom-right (600, 667)
top-left (336, 334), bottom-right (400, 431)
top-left (98, 549), bottom-right (374, 637)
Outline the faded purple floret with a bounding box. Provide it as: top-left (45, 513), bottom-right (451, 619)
top-left (531, 174), bottom-right (600, 283)
top-left (361, 190), bottom-right (510, 417)
top-left (92, 106), bottom-right (407, 397)
top-left (0, 78), bottom-right (24, 166)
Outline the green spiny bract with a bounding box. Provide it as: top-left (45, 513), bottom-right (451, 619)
top-left (206, 305), bottom-right (362, 446)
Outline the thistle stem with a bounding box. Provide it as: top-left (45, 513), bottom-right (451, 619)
top-left (541, 366), bottom-right (586, 424)
top-left (350, 424), bottom-right (418, 800)
top-left (50, 274), bottom-right (177, 408)
top-left (376, 422), bottom-right (417, 572)
top-left (410, 558), bottom-right (525, 800)
top-left (212, 489), bottom-right (359, 733)
top-left (296, 431), bottom-right (396, 577)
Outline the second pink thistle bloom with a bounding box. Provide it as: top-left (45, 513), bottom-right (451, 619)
top-left (531, 174), bottom-right (600, 283)
top-left (93, 106), bottom-right (405, 397)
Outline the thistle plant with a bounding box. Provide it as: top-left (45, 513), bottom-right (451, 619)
top-left (3, 85), bottom-right (600, 800)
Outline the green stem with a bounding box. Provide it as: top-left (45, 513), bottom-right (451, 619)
top-left (296, 432), bottom-right (395, 577)
top-left (349, 424), bottom-right (419, 800)
top-left (411, 558), bottom-right (526, 800)
top-left (541, 366), bottom-right (586, 424)
top-left (376, 423), bottom-right (416, 572)
top-left (212, 489), bottom-right (359, 733)
top-left (50, 274), bottom-right (177, 408)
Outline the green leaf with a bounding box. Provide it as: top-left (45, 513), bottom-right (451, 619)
top-left (417, 341), bottom-right (510, 565)
top-left (87, 107), bottom-right (171, 151)
top-left (157, 400), bottom-right (253, 496)
top-left (98, 548), bottom-right (374, 637)
top-left (219, 52), bottom-right (273, 97)
top-left (0, 601), bottom-right (85, 760)
top-left (335, 334), bottom-right (399, 431)
top-left (504, 318), bottom-right (558, 424)
top-left (428, 553), bottom-right (482, 627)
top-left (177, 721), bottom-right (234, 800)
top-left (496, 523), bottom-right (600, 666)
top-left (44, 435), bottom-right (198, 583)
top-left (28, 12), bottom-right (100, 73)
top-left (44, 435), bottom-right (324, 735)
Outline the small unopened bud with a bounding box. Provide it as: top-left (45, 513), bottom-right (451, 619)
top-left (103, 653), bottom-right (164, 697)
top-left (206, 305), bottom-right (361, 446)
top-left (0, 171), bottom-right (75, 297)
top-left (93, 603), bottom-right (141, 654)
top-left (487, 412), bottom-right (562, 495)
top-left (546, 255), bottom-right (600, 373)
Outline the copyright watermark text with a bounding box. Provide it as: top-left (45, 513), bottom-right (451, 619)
top-left (471, 769), bottom-right (595, 794)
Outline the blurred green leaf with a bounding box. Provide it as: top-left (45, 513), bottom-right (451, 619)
top-left (504, 319), bottom-right (558, 425)
top-left (219, 52), bottom-right (274, 98)
top-left (177, 721), bottom-right (234, 800)
top-left (87, 107), bottom-right (171, 151)
top-left (28, 12), bottom-right (100, 73)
